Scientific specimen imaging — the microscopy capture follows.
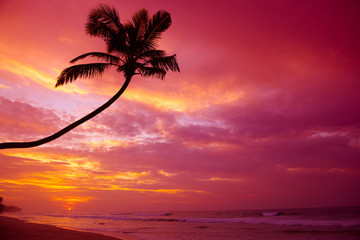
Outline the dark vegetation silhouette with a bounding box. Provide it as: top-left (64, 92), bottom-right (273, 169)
top-left (0, 196), bottom-right (21, 213)
top-left (0, 4), bottom-right (179, 150)
top-left (0, 197), bottom-right (3, 213)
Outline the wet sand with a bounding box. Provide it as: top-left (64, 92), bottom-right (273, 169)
top-left (0, 216), bottom-right (122, 240)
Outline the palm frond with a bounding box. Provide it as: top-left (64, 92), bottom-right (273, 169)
top-left (86, 17), bottom-right (117, 39)
top-left (131, 9), bottom-right (149, 40)
top-left (137, 66), bottom-right (166, 79)
top-left (89, 4), bottom-right (122, 31)
top-left (123, 23), bottom-right (138, 48)
top-left (56, 63), bottom-right (111, 87)
top-left (136, 49), bottom-right (166, 61)
top-left (144, 10), bottom-right (172, 47)
top-left (148, 54), bottom-right (180, 72)
top-left (86, 4), bottom-right (127, 54)
top-left (70, 52), bottom-right (122, 64)
top-left (86, 17), bottom-right (128, 55)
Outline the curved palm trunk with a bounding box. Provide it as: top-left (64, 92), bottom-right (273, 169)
top-left (0, 76), bottom-right (132, 150)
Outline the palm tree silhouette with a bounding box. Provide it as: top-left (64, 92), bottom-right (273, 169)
top-left (0, 4), bottom-right (179, 149)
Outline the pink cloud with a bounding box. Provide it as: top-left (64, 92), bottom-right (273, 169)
top-left (0, 97), bottom-right (63, 141)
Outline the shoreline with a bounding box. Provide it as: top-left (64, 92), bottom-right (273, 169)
top-left (0, 215), bottom-right (123, 240)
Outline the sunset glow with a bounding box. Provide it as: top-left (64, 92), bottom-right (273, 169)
top-left (0, 0), bottom-right (359, 213)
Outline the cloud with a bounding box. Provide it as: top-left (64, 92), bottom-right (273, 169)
top-left (1, 0), bottom-right (360, 211)
top-left (0, 56), bottom-right (88, 95)
top-left (0, 97), bottom-right (64, 141)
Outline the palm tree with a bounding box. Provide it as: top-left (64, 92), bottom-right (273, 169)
top-left (0, 4), bottom-right (179, 150)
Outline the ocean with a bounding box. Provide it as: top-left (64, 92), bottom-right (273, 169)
top-left (8, 206), bottom-right (360, 240)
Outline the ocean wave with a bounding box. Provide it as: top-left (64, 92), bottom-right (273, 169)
top-left (135, 213), bottom-right (173, 216)
top-left (260, 211), bottom-right (303, 217)
top-left (42, 211), bottom-right (360, 227)
top-left (261, 211), bottom-right (280, 217)
top-left (182, 217), bottom-right (360, 227)
top-left (44, 212), bottom-right (175, 222)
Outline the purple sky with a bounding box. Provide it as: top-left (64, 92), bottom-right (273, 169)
top-left (0, 0), bottom-right (359, 212)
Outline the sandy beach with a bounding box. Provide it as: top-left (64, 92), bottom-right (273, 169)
top-left (0, 216), bottom-right (122, 240)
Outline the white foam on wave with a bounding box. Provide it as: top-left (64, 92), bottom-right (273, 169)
top-left (261, 212), bottom-right (280, 217)
top-left (135, 213), bottom-right (172, 216)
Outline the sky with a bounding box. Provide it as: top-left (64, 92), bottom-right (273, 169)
top-left (0, 0), bottom-right (360, 213)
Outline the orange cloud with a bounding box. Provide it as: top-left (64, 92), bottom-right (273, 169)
top-left (0, 55), bottom-right (88, 95)
top-left (200, 177), bottom-right (246, 182)
top-left (0, 83), bottom-right (10, 89)
top-left (158, 170), bottom-right (177, 177)
top-left (0, 148), bottom-right (205, 199)
top-left (52, 196), bottom-right (93, 204)
top-left (123, 82), bottom-right (244, 112)
top-left (0, 177), bottom-right (77, 190)
top-left (85, 139), bottom-right (134, 149)
top-left (182, 141), bottom-right (238, 151)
